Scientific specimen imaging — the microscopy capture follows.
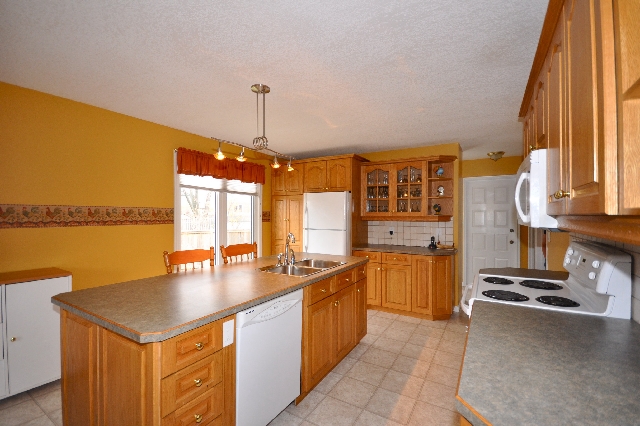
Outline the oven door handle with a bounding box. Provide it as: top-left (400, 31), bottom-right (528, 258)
top-left (460, 282), bottom-right (473, 316)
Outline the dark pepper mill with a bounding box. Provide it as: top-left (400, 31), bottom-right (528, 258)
top-left (428, 236), bottom-right (437, 249)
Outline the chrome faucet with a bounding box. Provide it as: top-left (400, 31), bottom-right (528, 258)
top-left (285, 232), bottom-right (296, 265)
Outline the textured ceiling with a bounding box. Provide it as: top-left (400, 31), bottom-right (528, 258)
top-left (0, 1), bottom-right (548, 160)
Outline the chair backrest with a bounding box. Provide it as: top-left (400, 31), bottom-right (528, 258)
top-left (163, 247), bottom-right (214, 274)
top-left (220, 242), bottom-right (258, 264)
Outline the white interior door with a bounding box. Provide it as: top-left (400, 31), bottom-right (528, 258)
top-left (463, 175), bottom-right (519, 288)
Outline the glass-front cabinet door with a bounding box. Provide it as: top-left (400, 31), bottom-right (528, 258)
top-left (363, 165), bottom-right (392, 217)
top-left (394, 162), bottom-right (424, 216)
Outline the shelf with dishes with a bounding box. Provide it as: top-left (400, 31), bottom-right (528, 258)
top-left (361, 156), bottom-right (456, 221)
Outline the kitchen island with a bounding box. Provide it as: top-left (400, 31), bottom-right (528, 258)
top-left (52, 253), bottom-right (367, 426)
top-left (457, 301), bottom-right (640, 425)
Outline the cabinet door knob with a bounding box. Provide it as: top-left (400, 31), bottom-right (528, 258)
top-left (194, 414), bottom-right (203, 423)
top-left (357, 289), bottom-right (361, 293)
top-left (194, 378), bottom-right (203, 387)
top-left (334, 300), bottom-right (340, 306)
top-left (554, 190), bottom-right (570, 199)
top-left (529, 145), bottom-right (538, 151)
top-left (195, 342), bottom-right (204, 351)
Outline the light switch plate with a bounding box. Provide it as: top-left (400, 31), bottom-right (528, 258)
top-left (223, 319), bottom-right (234, 347)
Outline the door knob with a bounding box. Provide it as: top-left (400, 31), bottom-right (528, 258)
top-left (510, 240), bottom-right (514, 244)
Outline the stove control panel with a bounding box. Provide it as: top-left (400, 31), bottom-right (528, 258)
top-left (564, 241), bottom-right (631, 296)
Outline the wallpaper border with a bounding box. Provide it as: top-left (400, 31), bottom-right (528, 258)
top-left (0, 204), bottom-right (174, 228)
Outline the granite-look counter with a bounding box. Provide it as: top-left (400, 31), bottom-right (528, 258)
top-left (52, 253), bottom-right (367, 344)
top-left (353, 243), bottom-right (457, 256)
top-left (456, 301), bottom-right (640, 425)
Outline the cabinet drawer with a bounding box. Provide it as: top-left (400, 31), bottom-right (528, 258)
top-left (307, 276), bottom-right (334, 306)
top-left (161, 320), bottom-right (223, 377)
top-left (161, 351), bottom-right (223, 417)
top-left (382, 253), bottom-right (411, 265)
top-left (355, 264), bottom-right (367, 282)
top-left (335, 269), bottom-right (355, 292)
top-left (161, 383), bottom-right (223, 426)
top-left (353, 251), bottom-right (381, 262)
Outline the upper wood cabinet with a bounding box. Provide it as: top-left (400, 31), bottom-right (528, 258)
top-left (521, 0), bottom-right (626, 216)
top-left (615, 0), bottom-right (640, 214)
top-left (272, 166), bottom-right (302, 195)
top-left (361, 156), bottom-right (456, 221)
top-left (271, 195), bottom-right (303, 255)
top-left (303, 157), bottom-right (352, 192)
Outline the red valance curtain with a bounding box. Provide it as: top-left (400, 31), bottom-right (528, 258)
top-left (177, 147), bottom-right (266, 185)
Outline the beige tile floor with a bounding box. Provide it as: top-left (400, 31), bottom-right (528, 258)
top-left (270, 309), bottom-right (469, 426)
top-left (0, 380), bottom-right (62, 426)
top-left (0, 309), bottom-right (469, 426)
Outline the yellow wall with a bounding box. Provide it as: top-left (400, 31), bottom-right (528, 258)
top-left (0, 82), bottom-right (271, 290)
top-left (461, 156), bottom-right (521, 178)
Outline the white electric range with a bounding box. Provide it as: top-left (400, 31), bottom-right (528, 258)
top-left (461, 241), bottom-right (632, 319)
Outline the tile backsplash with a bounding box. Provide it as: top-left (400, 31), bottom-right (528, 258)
top-left (571, 233), bottom-right (640, 325)
top-left (367, 219), bottom-right (454, 246)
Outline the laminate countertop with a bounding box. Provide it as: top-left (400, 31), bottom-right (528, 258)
top-left (353, 243), bottom-right (457, 256)
top-left (456, 301), bottom-right (640, 425)
top-left (51, 253), bottom-right (367, 344)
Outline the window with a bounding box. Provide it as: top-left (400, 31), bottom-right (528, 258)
top-left (174, 168), bottom-right (262, 265)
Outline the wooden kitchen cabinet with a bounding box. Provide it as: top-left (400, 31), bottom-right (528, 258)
top-left (521, 0), bottom-right (619, 216)
top-left (272, 165), bottom-right (303, 196)
top-left (381, 253), bottom-right (412, 312)
top-left (614, 0), bottom-right (640, 215)
top-left (300, 265), bottom-right (366, 400)
top-left (411, 255), bottom-right (452, 320)
top-left (303, 157), bottom-right (351, 192)
top-left (353, 250), bottom-right (454, 320)
top-left (272, 195), bottom-right (303, 255)
top-left (362, 156), bottom-right (456, 221)
top-left (60, 311), bottom-right (235, 426)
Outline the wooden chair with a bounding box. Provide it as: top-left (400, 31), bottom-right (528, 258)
top-left (163, 247), bottom-right (214, 274)
top-left (220, 242), bottom-right (258, 264)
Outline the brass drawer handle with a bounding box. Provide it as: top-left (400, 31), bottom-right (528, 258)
top-left (195, 342), bottom-right (204, 351)
top-left (321, 288), bottom-right (327, 293)
top-left (194, 413), bottom-right (203, 423)
top-left (357, 289), bottom-right (361, 293)
top-left (334, 300), bottom-right (339, 306)
top-left (554, 190), bottom-right (570, 199)
top-left (345, 278), bottom-right (350, 282)
top-left (194, 378), bottom-right (203, 387)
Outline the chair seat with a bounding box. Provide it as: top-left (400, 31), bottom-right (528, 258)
top-left (220, 242), bottom-right (257, 264)
top-left (163, 247), bottom-right (214, 273)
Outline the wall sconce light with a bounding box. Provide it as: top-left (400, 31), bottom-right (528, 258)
top-left (287, 159), bottom-right (294, 172)
top-left (487, 151), bottom-right (505, 161)
top-left (271, 156), bottom-right (280, 169)
top-left (236, 147), bottom-right (246, 162)
top-left (214, 141), bottom-right (226, 160)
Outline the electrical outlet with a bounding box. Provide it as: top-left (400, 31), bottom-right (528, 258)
top-left (389, 226), bottom-right (394, 235)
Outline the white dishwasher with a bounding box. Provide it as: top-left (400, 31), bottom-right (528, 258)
top-left (236, 289), bottom-right (303, 426)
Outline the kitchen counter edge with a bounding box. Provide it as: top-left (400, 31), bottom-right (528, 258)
top-left (353, 244), bottom-right (457, 256)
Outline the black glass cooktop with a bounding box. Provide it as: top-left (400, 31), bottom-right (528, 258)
top-left (482, 290), bottom-right (529, 302)
top-left (520, 280), bottom-right (563, 290)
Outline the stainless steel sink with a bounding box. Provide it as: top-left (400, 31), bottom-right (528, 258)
top-left (293, 259), bottom-right (346, 269)
top-left (258, 258), bottom-right (347, 277)
top-left (260, 265), bottom-right (323, 277)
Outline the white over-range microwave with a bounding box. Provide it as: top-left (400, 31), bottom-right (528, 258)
top-left (514, 149), bottom-right (558, 229)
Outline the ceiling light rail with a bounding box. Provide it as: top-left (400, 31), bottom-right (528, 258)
top-left (209, 136), bottom-right (295, 169)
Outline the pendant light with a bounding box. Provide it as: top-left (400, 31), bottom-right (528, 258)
top-left (214, 141), bottom-right (225, 160)
top-left (252, 84), bottom-right (270, 150)
top-left (287, 159), bottom-right (294, 172)
top-left (236, 147), bottom-right (246, 162)
top-left (271, 156), bottom-right (280, 169)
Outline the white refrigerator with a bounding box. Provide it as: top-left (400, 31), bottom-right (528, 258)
top-left (303, 191), bottom-right (351, 255)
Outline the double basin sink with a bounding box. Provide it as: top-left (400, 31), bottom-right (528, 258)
top-left (259, 259), bottom-right (347, 277)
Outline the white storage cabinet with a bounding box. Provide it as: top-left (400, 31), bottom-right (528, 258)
top-left (0, 268), bottom-right (71, 398)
